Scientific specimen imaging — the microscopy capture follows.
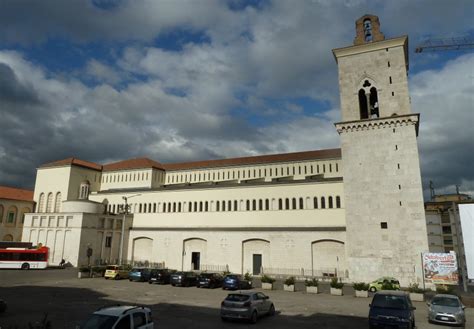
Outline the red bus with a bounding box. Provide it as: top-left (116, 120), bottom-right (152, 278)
top-left (0, 246), bottom-right (49, 270)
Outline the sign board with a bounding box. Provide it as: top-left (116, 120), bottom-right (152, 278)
top-left (422, 252), bottom-right (459, 285)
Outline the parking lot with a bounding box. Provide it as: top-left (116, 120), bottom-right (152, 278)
top-left (0, 268), bottom-right (472, 329)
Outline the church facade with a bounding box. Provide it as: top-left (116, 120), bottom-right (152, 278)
top-left (22, 15), bottom-right (429, 286)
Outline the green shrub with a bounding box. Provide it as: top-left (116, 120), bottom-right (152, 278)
top-left (79, 266), bottom-right (90, 272)
top-left (408, 283), bottom-right (424, 293)
top-left (261, 274), bottom-right (275, 284)
top-left (435, 284), bottom-right (456, 295)
top-left (305, 278), bottom-right (319, 287)
top-left (381, 282), bottom-right (397, 290)
top-left (284, 276), bottom-right (295, 286)
top-left (244, 272), bottom-right (252, 281)
top-left (353, 282), bottom-right (369, 291)
top-left (330, 277), bottom-right (344, 289)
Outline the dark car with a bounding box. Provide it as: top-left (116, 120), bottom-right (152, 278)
top-left (222, 274), bottom-right (252, 290)
top-left (128, 268), bottom-right (152, 282)
top-left (221, 292), bottom-right (275, 323)
top-left (148, 269), bottom-right (175, 285)
top-left (170, 271), bottom-right (198, 287)
top-left (197, 273), bottom-right (223, 288)
top-left (369, 291), bottom-right (416, 329)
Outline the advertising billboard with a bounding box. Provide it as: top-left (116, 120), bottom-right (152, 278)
top-left (422, 252), bottom-right (459, 285)
top-left (459, 204), bottom-right (474, 280)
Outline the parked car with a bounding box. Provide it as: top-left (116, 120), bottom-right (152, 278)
top-left (368, 276), bottom-right (400, 292)
top-left (221, 291), bottom-right (275, 323)
top-left (104, 265), bottom-right (130, 280)
top-left (427, 294), bottom-right (466, 327)
top-left (80, 305), bottom-right (153, 329)
top-left (0, 298), bottom-right (6, 313)
top-left (368, 291), bottom-right (416, 329)
top-left (222, 274), bottom-right (252, 290)
top-left (129, 268), bottom-right (152, 282)
top-left (148, 269), bottom-right (175, 284)
top-left (197, 272), bottom-right (223, 288)
top-left (170, 271), bottom-right (198, 287)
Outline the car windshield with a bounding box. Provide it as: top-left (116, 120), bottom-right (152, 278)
top-left (105, 266), bottom-right (117, 270)
top-left (226, 294), bottom-right (250, 302)
top-left (372, 295), bottom-right (408, 310)
top-left (431, 297), bottom-right (460, 307)
top-left (81, 314), bottom-right (118, 329)
top-left (226, 275), bottom-right (239, 279)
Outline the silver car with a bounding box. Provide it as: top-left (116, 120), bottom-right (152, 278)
top-left (427, 294), bottom-right (466, 327)
top-left (221, 291), bottom-right (275, 323)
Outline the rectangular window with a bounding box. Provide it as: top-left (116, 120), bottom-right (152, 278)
top-left (7, 212), bottom-right (15, 223)
top-left (380, 222), bottom-right (388, 229)
top-left (105, 236), bottom-right (112, 248)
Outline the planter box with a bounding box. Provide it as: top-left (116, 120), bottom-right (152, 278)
top-left (409, 292), bottom-right (424, 302)
top-left (355, 290), bottom-right (368, 298)
top-left (262, 282), bottom-right (273, 290)
top-left (284, 284), bottom-right (295, 292)
top-left (306, 286), bottom-right (319, 294)
top-left (78, 271), bottom-right (91, 279)
top-left (330, 287), bottom-right (343, 296)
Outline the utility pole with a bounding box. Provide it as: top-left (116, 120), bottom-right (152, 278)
top-left (118, 194), bottom-right (140, 265)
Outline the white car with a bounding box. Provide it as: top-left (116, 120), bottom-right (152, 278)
top-left (80, 305), bottom-right (154, 329)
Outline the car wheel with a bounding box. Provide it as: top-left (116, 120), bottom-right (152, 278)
top-left (268, 304), bottom-right (275, 316)
top-left (21, 263), bottom-right (30, 270)
top-left (369, 287), bottom-right (376, 292)
top-left (250, 311), bottom-right (258, 324)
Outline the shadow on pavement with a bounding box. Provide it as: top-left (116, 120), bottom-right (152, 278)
top-left (0, 285), bottom-right (369, 329)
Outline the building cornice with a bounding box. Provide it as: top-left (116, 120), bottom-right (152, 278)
top-left (131, 226), bottom-right (346, 232)
top-left (334, 114), bottom-right (420, 136)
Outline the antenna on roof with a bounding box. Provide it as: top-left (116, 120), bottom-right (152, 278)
top-left (429, 180), bottom-right (435, 200)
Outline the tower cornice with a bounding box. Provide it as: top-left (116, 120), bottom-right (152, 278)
top-left (334, 113), bottom-right (420, 136)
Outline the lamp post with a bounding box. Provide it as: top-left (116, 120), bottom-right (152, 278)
top-left (118, 194), bottom-right (140, 265)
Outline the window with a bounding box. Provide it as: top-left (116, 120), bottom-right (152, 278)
top-left (381, 222), bottom-right (388, 229)
top-left (292, 198), bottom-right (296, 210)
top-left (105, 236), bottom-right (112, 248)
top-left (321, 197), bottom-right (326, 209)
top-left (222, 201), bottom-right (226, 211)
top-left (265, 199), bottom-right (269, 210)
top-left (336, 196), bottom-right (341, 208)
top-left (115, 315), bottom-right (130, 329)
top-left (328, 196), bottom-right (333, 208)
top-left (258, 199), bottom-right (263, 210)
top-left (46, 193), bottom-right (53, 213)
top-left (252, 200), bottom-right (256, 211)
top-left (285, 198), bottom-right (290, 210)
top-left (246, 200), bottom-right (250, 211)
top-left (299, 198), bottom-right (304, 209)
top-left (278, 199), bottom-right (283, 210)
top-left (234, 200), bottom-right (238, 211)
top-left (216, 201), bottom-right (220, 212)
top-left (7, 212), bottom-right (15, 223)
top-left (133, 312), bottom-right (146, 328)
top-left (363, 18), bottom-right (372, 42)
top-left (313, 197), bottom-right (318, 209)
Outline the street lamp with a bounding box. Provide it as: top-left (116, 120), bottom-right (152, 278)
top-left (118, 194), bottom-right (141, 265)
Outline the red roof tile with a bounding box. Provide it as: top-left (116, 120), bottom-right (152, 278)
top-left (40, 157), bottom-right (102, 171)
top-left (103, 158), bottom-right (165, 172)
top-left (0, 186), bottom-right (34, 202)
top-left (163, 148), bottom-right (341, 171)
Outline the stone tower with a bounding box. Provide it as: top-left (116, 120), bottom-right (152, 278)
top-left (333, 15), bottom-right (429, 286)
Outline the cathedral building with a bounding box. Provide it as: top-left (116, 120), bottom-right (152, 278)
top-left (22, 15), bottom-right (429, 286)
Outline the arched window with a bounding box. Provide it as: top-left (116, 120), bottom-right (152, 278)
top-left (205, 201), bottom-right (209, 212)
top-left (292, 198), bottom-right (297, 210)
top-left (228, 200), bottom-right (232, 211)
top-left (194, 201), bottom-right (198, 212)
top-left (359, 88), bottom-right (369, 119)
top-left (299, 197), bottom-right (304, 209)
top-left (188, 203), bottom-right (192, 212)
top-left (328, 196), bottom-right (333, 209)
top-left (313, 197), bottom-right (318, 209)
top-left (321, 197), bottom-right (326, 209)
top-left (246, 200), bottom-right (250, 211)
top-left (153, 203), bottom-right (157, 212)
top-left (173, 202), bottom-right (176, 212)
top-left (199, 202), bottom-right (203, 212)
top-left (0, 205), bottom-right (3, 223)
top-left (265, 199), bottom-right (270, 210)
top-left (216, 201), bottom-right (220, 212)
top-left (139, 204), bottom-right (143, 213)
top-left (46, 193), bottom-right (53, 213)
top-left (363, 18), bottom-right (373, 42)
top-left (252, 200), bottom-right (256, 211)
top-left (222, 201), bottom-right (226, 211)
top-left (336, 196), bottom-right (341, 208)
top-left (285, 198), bottom-right (290, 210)
top-left (369, 87), bottom-right (379, 118)
top-left (234, 200), bottom-right (238, 211)
top-left (38, 193), bottom-right (45, 213)
top-left (54, 192), bottom-right (62, 212)
top-left (258, 199), bottom-right (263, 210)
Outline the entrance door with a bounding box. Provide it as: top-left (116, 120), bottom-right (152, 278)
top-left (191, 252), bottom-right (200, 270)
top-left (252, 254), bottom-right (262, 275)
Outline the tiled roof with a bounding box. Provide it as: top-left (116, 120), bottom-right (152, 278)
top-left (40, 148), bottom-right (341, 173)
top-left (163, 148), bottom-right (341, 171)
top-left (40, 157), bottom-right (102, 171)
top-left (103, 158), bottom-right (165, 172)
top-left (0, 186), bottom-right (34, 202)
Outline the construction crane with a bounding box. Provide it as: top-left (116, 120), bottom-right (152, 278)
top-left (415, 36), bottom-right (474, 53)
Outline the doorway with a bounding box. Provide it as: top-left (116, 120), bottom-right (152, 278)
top-left (191, 252), bottom-right (200, 270)
top-left (252, 254), bottom-right (262, 275)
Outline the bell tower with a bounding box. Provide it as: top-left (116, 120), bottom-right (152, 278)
top-left (333, 15), bottom-right (429, 286)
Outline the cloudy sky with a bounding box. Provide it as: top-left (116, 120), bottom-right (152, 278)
top-left (0, 0), bottom-right (473, 200)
